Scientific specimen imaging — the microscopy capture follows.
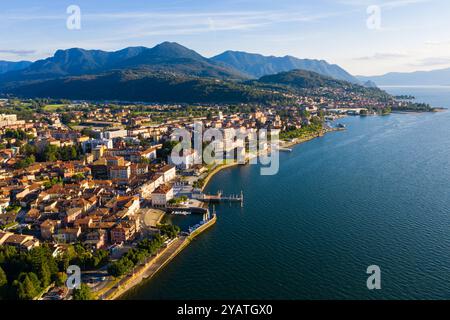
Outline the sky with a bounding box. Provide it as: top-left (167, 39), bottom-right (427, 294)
top-left (0, 0), bottom-right (450, 76)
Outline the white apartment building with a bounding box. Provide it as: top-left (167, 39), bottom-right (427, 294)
top-left (151, 184), bottom-right (174, 207)
top-left (169, 149), bottom-right (198, 170)
top-left (103, 129), bottom-right (128, 140)
top-left (157, 165), bottom-right (176, 183)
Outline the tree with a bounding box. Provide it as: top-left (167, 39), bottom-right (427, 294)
top-left (107, 259), bottom-right (133, 278)
top-left (81, 128), bottom-right (98, 139)
top-left (55, 272), bottom-right (67, 287)
top-left (382, 107), bottom-right (392, 115)
top-left (72, 173), bottom-right (85, 181)
top-left (0, 245), bottom-right (64, 299)
top-left (72, 283), bottom-right (94, 300)
top-left (12, 272), bottom-right (41, 300)
top-left (2, 129), bottom-right (29, 141)
top-left (0, 266), bottom-right (7, 298)
top-left (15, 155), bottom-right (35, 169)
top-left (300, 109), bottom-right (310, 119)
top-left (70, 244), bottom-right (109, 270)
top-left (29, 246), bottom-right (58, 288)
top-left (318, 110), bottom-right (325, 119)
top-left (43, 177), bottom-right (63, 189)
top-left (61, 113), bottom-right (76, 125)
top-left (158, 224), bottom-right (180, 239)
top-left (43, 145), bottom-right (59, 162)
top-left (158, 140), bottom-right (180, 160)
top-left (311, 116), bottom-right (323, 126)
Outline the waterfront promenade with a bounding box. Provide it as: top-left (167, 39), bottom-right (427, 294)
top-left (100, 215), bottom-right (217, 300)
top-left (200, 161), bottom-right (240, 192)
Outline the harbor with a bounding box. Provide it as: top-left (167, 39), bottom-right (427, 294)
top-left (101, 209), bottom-right (218, 300)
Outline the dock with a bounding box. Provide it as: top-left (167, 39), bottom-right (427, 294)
top-left (193, 190), bottom-right (244, 207)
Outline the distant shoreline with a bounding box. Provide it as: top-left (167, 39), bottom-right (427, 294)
top-left (380, 85), bottom-right (450, 89)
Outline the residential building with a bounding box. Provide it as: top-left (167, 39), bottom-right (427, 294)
top-left (169, 149), bottom-right (198, 170)
top-left (151, 184), bottom-right (174, 207)
top-left (40, 220), bottom-right (61, 240)
top-left (157, 165), bottom-right (176, 183)
top-left (53, 227), bottom-right (82, 244)
top-left (109, 165), bottom-right (131, 181)
top-left (110, 220), bottom-right (139, 243)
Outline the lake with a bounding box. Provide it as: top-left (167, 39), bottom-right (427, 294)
top-left (126, 87), bottom-right (450, 299)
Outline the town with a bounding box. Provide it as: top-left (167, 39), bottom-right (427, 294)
top-left (0, 91), bottom-right (425, 300)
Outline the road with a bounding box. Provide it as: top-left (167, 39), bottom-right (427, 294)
top-left (100, 236), bottom-right (187, 300)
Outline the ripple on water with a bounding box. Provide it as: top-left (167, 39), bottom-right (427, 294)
top-left (126, 112), bottom-right (450, 300)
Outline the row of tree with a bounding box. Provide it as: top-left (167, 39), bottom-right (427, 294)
top-left (1, 129), bottom-right (31, 141)
top-left (22, 144), bottom-right (83, 163)
top-left (0, 245), bottom-right (61, 300)
top-left (0, 243), bottom-right (108, 300)
top-left (107, 235), bottom-right (165, 277)
top-left (280, 122), bottom-right (324, 141)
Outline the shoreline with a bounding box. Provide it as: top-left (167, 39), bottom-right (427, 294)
top-left (100, 126), bottom-right (342, 300)
top-left (279, 127), bottom-right (344, 149)
top-left (200, 161), bottom-right (240, 192)
top-left (100, 215), bottom-right (217, 300)
top-left (199, 127), bottom-right (343, 191)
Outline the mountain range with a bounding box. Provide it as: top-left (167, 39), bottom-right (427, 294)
top-left (3, 68), bottom-right (387, 105)
top-left (0, 42), bottom-right (246, 83)
top-left (0, 42), bottom-right (385, 103)
top-left (357, 67), bottom-right (450, 86)
top-left (0, 61), bottom-right (32, 74)
top-left (211, 50), bottom-right (359, 83)
top-left (0, 42), bottom-right (359, 85)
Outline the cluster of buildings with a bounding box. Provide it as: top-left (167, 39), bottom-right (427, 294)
top-left (0, 90), bottom-right (399, 252)
top-left (0, 112), bottom-right (182, 251)
top-left (0, 114), bottom-right (27, 130)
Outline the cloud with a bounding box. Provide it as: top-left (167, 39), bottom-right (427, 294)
top-left (425, 40), bottom-right (450, 46)
top-left (338, 0), bottom-right (433, 8)
top-left (79, 9), bottom-right (344, 40)
top-left (354, 52), bottom-right (408, 60)
top-left (0, 49), bottom-right (36, 56)
top-left (381, 0), bottom-right (433, 8)
top-left (0, 14), bottom-right (63, 21)
top-left (410, 57), bottom-right (450, 66)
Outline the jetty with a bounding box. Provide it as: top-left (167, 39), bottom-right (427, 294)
top-left (192, 190), bottom-right (244, 207)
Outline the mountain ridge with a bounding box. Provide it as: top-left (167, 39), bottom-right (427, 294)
top-left (0, 68), bottom-right (385, 105)
top-left (0, 42), bottom-right (247, 83)
top-left (0, 42), bottom-right (359, 86)
top-left (211, 50), bottom-right (360, 83)
top-left (0, 42), bottom-right (382, 104)
top-left (357, 67), bottom-right (450, 86)
top-left (0, 60), bottom-right (32, 74)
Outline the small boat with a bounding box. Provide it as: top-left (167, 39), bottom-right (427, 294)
top-left (337, 123), bottom-right (346, 128)
top-left (171, 211), bottom-right (190, 216)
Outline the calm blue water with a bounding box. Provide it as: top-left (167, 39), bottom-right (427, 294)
top-left (126, 88), bottom-right (450, 300)
top-left (381, 86), bottom-right (450, 108)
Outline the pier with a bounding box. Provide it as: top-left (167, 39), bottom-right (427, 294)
top-left (193, 190), bottom-right (244, 207)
